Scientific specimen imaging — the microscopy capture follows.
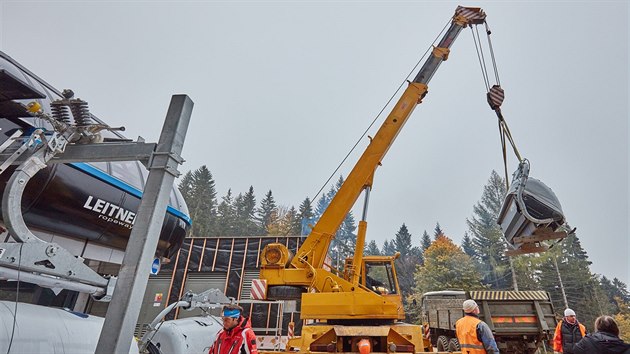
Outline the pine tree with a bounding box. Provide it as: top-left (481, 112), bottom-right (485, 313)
top-left (314, 186), bottom-right (334, 220)
top-left (298, 197), bottom-right (314, 235)
top-left (433, 222), bottom-right (444, 240)
top-left (392, 223), bottom-right (422, 298)
top-left (178, 170), bottom-right (194, 203)
top-left (382, 240), bottom-right (396, 256)
top-left (365, 240), bottom-right (381, 256)
top-left (186, 166), bottom-right (218, 237)
top-left (420, 231), bottom-right (432, 253)
top-left (287, 206), bottom-right (301, 235)
top-left (467, 170), bottom-right (511, 289)
top-left (537, 233), bottom-right (613, 331)
top-left (216, 189), bottom-right (236, 236)
top-left (234, 186), bottom-right (258, 236)
top-left (257, 190), bottom-right (278, 235)
top-left (461, 232), bottom-right (477, 259)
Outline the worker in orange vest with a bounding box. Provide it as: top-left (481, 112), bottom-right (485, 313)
top-left (553, 308), bottom-right (587, 353)
top-left (455, 299), bottom-right (499, 354)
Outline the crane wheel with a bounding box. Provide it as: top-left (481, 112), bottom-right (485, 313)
top-left (267, 286), bottom-right (304, 300)
top-left (436, 335), bottom-right (449, 351)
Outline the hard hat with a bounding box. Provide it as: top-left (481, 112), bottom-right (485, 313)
top-left (564, 308), bottom-right (576, 317)
top-left (463, 299), bottom-right (478, 313)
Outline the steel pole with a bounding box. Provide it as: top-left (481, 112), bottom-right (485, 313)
top-left (95, 95), bottom-right (193, 353)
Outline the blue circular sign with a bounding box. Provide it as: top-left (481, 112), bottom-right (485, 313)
top-left (151, 257), bottom-right (161, 275)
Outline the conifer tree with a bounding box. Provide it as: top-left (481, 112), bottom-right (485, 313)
top-left (392, 223), bottom-right (422, 297)
top-left (365, 240), bottom-right (381, 256)
top-left (382, 240), bottom-right (396, 255)
top-left (216, 189), bottom-right (236, 236)
top-left (234, 186), bottom-right (258, 236)
top-left (298, 197), bottom-right (314, 235)
top-left (537, 233), bottom-right (613, 330)
top-left (287, 206), bottom-right (301, 235)
top-left (461, 232), bottom-right (477, 259)
top-left (433, 222), bottom-right (444, 240)
top-left (185, 166), bottom-right (218, 237)
top-left (420, 231), bottom-right (432, 253)
top-left (258, 190), bottom-right (277, 235)
top-left (467, 170), bottom-right (511, 289)
top-left (178, 170), bottom-right (194, 203)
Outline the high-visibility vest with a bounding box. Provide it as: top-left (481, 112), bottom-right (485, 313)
top-left (455, 315), bottom-right (487, 354)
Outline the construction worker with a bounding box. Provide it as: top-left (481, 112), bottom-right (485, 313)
top-left (455, 299), bottom-right (499, 353)
top-left (209, 304), bottom-right (259, 354)
top-left (574, 315), bottom-right (630, 354)
top-left (553, 308), bottom-right (587, 354)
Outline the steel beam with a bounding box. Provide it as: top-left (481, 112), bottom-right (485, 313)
top-left (95, 95), bottom-right (193, 354)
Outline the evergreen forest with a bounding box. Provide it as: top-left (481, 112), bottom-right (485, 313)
top-left (179, 166), bottom-right (630, 339)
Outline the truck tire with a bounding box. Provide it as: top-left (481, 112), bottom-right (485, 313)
top-left (448, 338), bottom-right (461, 351)
top-left (267, 285), bottom-right (304, 300)
top-left (436, 335), bottom-right (449, 352)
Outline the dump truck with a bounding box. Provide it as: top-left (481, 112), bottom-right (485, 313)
top-left (421, 290), bottom-right (557, 354)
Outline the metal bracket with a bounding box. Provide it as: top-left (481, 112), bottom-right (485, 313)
top-left (0, 242), bottom-right (110, 294)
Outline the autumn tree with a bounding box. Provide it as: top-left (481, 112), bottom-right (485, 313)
top-left (412, 234), bottom-right (482, 296)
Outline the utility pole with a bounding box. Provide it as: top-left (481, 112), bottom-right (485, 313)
top-left (508, 256), bottom-right (519, 291)
top-left (553, 255), bottom-right (569, 309)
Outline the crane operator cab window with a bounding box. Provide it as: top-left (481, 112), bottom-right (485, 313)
top-left (364, 262), bottom-right (397, 295)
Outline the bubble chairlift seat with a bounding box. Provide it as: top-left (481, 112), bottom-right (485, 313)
top-left (497, 160), bottom-right (569, 255)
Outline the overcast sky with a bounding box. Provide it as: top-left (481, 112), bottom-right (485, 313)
top-left (1, 1), bottom-right (627, 284)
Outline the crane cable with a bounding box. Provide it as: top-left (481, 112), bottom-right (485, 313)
top-left (310, 18), bottom-right (453, 204)
top-left (470, 21), bottom-right (523, 190)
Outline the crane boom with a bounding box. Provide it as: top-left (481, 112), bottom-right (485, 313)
top-left (261, 6), bottom-right (486, 281)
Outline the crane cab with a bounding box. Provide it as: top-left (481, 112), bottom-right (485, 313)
top-left (343, 256), bottom-right (400, 296)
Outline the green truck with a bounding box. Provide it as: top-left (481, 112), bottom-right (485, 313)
top-left (421, 290), bottom-right (557, 354)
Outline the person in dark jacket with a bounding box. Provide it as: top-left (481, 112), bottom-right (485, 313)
top-left (554, 308), bottom-right (587, 353)
top-left (574, 315), bottom-right (630, 354)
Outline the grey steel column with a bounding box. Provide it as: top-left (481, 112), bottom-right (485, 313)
top-left (95, 95), bottom-right (193, 354)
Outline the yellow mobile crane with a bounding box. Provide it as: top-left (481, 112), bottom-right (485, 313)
top-left (259, 6), bottom-right (487, 354)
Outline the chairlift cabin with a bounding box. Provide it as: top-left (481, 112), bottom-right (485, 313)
top-left (498, 161), bottom-right (568, 255)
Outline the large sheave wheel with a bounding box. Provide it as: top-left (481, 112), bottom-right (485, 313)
top-left (436, 335), bottom-right (449, 352)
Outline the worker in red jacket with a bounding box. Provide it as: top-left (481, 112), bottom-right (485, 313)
top-left (553, 308), bottom-right (587, 353)
top-left (209, 304), bottom-right (259, 354)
